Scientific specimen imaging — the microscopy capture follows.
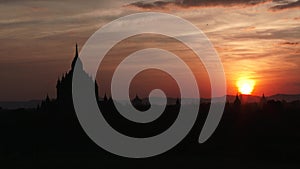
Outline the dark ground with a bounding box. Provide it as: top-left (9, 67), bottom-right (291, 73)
top-left (0, 100), bottom-right (300, 169)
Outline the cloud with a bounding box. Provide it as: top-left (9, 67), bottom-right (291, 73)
top-left (178, 0), bottom-right (270, 7)
top-left (279, 41), bottom-right (299, 46)
top-left (242, 26), bottom-right (256, 32)
top-left (129, 1), bottom-right (173, 9)
top-left (269, 0), bottom-right (300, 11)
top-left (129, 0), bottom-right (300, 11)
top-left (128, 0), bottom-right (271, 9)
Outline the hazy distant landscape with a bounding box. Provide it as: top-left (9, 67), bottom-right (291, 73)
top-left (2, 94), bottom-right (300, 109)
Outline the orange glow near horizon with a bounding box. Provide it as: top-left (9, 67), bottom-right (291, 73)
top-left (236, 78), bottom-right (256, 95)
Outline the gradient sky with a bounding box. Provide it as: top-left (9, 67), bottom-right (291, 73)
top-left (0, 0), bottom-right (299, 101)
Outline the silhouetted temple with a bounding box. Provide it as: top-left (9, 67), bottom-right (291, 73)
top-left (56, 43), bottom-right (99, 104)
top-left (132, 95), bottom-right (143, 106)
top-left (234, 93), bottom-right (241, 106)
top-left (260, 93), bottom-right (267, 104)
top-left (40, 44), bottom-right (99, 110)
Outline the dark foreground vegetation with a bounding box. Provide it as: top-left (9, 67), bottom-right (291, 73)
top-left (0, 99), bottom-right (300, 169)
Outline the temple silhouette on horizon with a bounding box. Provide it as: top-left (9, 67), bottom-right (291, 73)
top-left (40, 44), bottom-right (99, 110)
top-left (39, 44), bottom-right (178, 110)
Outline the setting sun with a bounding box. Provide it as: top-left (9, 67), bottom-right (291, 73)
top-left (236, 78), bottom-right (256, 95)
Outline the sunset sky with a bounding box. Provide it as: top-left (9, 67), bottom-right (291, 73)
top-left (0, 0), bottom-right (299, 101)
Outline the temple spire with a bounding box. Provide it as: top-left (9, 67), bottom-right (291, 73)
top-left (71, 43), bottom-right (81, 70)
top-left (234, 93), bottom-right (241, 106)
top-left (75, 43), bottom-right (78, 58)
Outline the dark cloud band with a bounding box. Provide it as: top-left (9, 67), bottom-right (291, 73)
top-left (129, 0), bottom-right (270, 9)
top-left (129, 0), bottom-right (300, 11)
top-left (269, 0), bottom-right (300, 11)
